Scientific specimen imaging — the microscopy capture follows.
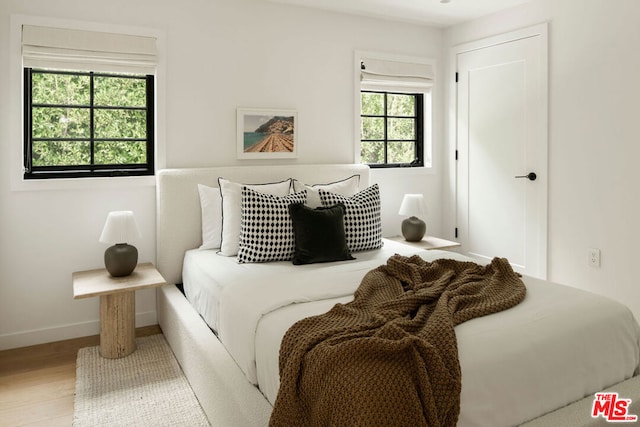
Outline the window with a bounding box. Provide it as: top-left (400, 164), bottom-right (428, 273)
top-left (360, 90), bottom-right (423, 167)
top-left (357, 54), bottom-right (434, 168)
top-left (20, 24), bottom-right (157, 180)
top-left (24, 69), bottom-right (154, 179)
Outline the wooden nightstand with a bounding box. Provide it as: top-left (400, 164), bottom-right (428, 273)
top-left (387, 235), bottom-right (461, 250)
top-left (73, 262), bottom-right (166, 358)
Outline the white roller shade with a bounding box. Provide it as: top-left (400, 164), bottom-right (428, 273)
top-left (360, 57), bottom-right (433, 89)
top-left (22, 25), bottom-right (157, 74)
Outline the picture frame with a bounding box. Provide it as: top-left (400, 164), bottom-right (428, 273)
top-left (236, 108), bottom-right (298, 159)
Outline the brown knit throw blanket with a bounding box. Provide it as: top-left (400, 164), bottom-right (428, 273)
top-left (269, 255), bottom-right (526, 427)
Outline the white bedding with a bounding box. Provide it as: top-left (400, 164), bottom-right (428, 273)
top-left (182, 240), bottom-right (418, 333)
top-left (183, 240), bottom-right (640, 427)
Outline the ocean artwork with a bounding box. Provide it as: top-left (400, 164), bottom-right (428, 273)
top-left (243, 114), bottom-right (295, 153)
top-left (237, 109), bottom-right (297, 159)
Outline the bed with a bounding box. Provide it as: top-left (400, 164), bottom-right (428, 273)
top-left (155, 164), bottom-right (640, 426)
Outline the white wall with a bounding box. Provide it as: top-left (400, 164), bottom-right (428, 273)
top-left (443, 0), bottom-right (640, 322)
top-left (0, 0), bottom-right (443, 349)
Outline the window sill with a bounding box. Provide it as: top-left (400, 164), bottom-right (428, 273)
top-left (10, 174), bottom-right (155, 192)
top-left (369, 164), bottom-right (436, 178)
top-left (367, 163), bottom-right (425, 169)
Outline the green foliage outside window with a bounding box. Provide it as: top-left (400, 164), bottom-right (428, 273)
top-left (25, 69), bottom-right (152, 177)
top-left (360, 91), bottom-right (422, 166)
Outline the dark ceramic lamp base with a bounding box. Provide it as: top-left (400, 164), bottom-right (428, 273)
top-left (401, 216), bottom-right (426, 242)
top-left (104, 243), bottom-right (138, 277)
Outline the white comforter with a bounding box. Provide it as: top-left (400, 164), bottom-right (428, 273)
top-left (185, 240), bottom-right (640, 427)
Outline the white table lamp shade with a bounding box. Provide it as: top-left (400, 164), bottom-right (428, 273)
top-left (398, 194), bottom-right (427, 218)
top-left (99, 211), bottom-right (141, 244)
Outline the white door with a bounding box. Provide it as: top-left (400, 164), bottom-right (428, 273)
top-left (456, 25), bottom-right (548, 279)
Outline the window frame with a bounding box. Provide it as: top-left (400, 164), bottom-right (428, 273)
top-left (360, 90), bottom-right (425, 168)
top-left (23, 68), bottom-right (155, 180)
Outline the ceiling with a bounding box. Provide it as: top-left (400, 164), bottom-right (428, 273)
top-left (263, 0), bottom-right (531, 27)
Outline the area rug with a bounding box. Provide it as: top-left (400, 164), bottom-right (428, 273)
top-left (73, 334), bottom-right (210, 426)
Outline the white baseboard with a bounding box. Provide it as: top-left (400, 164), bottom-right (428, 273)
top-left (0, 311), bottom-right (158, 351)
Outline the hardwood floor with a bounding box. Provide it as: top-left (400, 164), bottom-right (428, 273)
top-left (0, 325), bottom-right (161, 426)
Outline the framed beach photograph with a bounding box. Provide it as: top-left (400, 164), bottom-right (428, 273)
top-left (236, 108), bottom-right (298, 159)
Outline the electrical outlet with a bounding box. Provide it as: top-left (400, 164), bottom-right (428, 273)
top-left (588, 248), bottom-right (601, 268)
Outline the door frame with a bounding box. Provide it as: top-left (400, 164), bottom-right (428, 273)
top-left (449, 23), bottom-right (548, 279)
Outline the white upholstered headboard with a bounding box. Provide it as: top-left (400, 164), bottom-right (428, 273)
top-left (156, 164), bottom-right (370, 285)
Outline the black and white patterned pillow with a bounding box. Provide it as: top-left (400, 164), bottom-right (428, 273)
top-left (237, 187), bottom-right (306, 263)
top-left (319, 184), bottom-right (382, 252)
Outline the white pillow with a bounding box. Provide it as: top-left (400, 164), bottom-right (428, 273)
top-left (292, 175), bottom-right (360, 208)
top-left (218, 178), bottom-right (292, 256)
top-left (197, 184), bottom-right (223, 250)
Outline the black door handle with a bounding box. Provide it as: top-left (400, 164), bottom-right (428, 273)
top-left (515, 172), bottom-right (537, 181)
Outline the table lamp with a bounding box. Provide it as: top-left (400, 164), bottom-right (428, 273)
top-left (99, 211), bottom-right (141, 277)
top-left (398, 194), bottom-right (427, 242)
